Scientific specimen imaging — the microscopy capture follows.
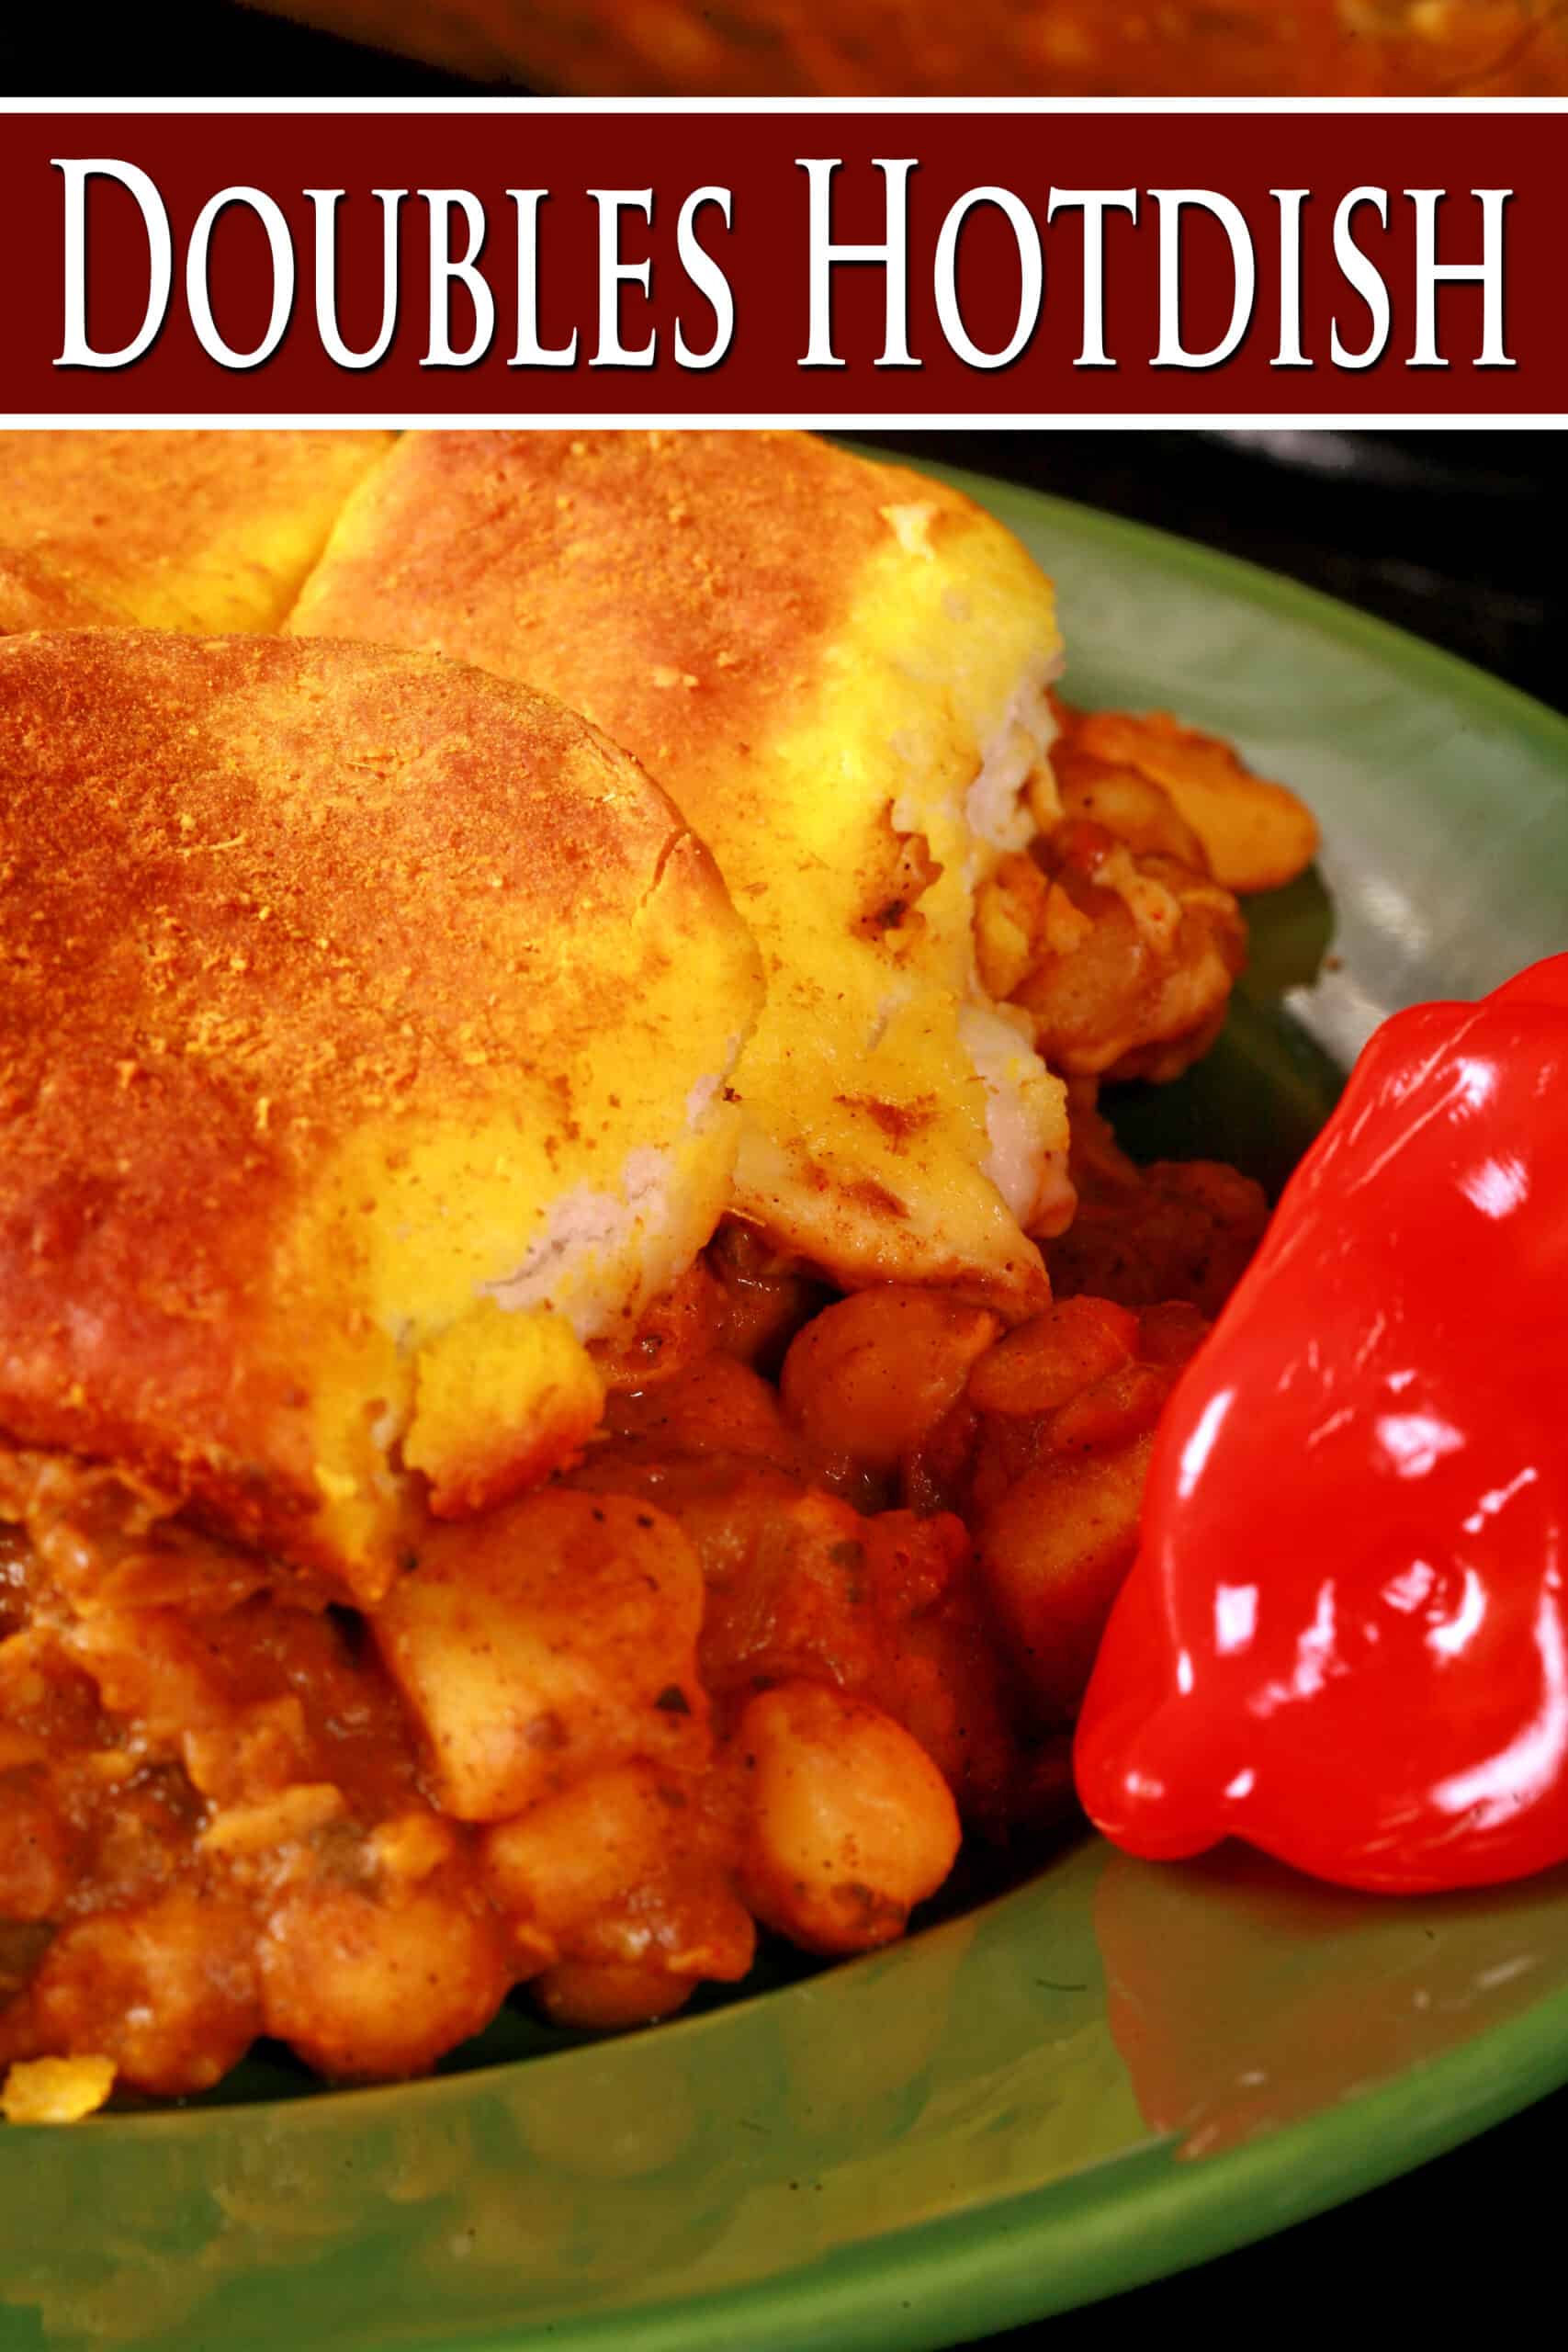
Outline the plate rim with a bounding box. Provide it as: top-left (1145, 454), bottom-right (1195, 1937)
top-left (432, 1968), bottom-right (1568, 2352)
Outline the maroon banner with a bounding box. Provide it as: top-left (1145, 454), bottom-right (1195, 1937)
top-left (4, 108), bottom-right (1562, 414)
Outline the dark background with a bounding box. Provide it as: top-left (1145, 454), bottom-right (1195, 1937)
top-left (8, 2), bottom-right (1567, 2339)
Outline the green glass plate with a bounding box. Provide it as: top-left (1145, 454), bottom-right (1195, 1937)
top-left (6, 461), bottom-right (1568, 2352)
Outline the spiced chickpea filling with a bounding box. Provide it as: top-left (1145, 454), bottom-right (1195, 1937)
top-left (0, 1208), bottom-right (1253, 2098)
top-left (0, 428), bottom-right (1319, 2120)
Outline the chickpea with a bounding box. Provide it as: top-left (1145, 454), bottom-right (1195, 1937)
top-left (532, 1958), bottom-right (697, 2031)
top-left (480, 1761), bottom-right (753, 1987)
top-left (604, 1352), bottom-right (798, 1469)
top-left (733, 1681), bottom-right (960, 1956)
top-left (859, 1508), bottom-right (969, 1621)
top-left (966, 1297), bottom-right (1139, 1419)
top-left (780, 1289), bottom-right (1002, 1476)
top-left (1047, 1363), bottom-right (1174, 1455)
top-left (1137, 1299), bottom-right (1211, 1367)
top-left (965, 1296), bottom-right (1185, 1512)
top-left (259, 1873), bottom-right (510, 2081)
top-left (899, 1396), bottom-right (981, 1519)
top-left (0, 1781), bottom-right (70, 1920)
top-left (570, 1453), bottom-right (809, 1588)
top-left (976, 1434), bottom-right (1155, 1723)
top-left (29, 1888), bottom-right (262, 2097)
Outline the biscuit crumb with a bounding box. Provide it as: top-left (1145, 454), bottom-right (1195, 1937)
top-left (3, 2056), bottom-right (116, 2125)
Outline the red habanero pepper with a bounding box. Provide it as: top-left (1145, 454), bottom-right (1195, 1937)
top-left (1075, 953), bottom-right (1568, 1894)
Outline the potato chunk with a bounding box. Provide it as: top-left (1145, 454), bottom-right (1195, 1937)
top-left (1010, 820), bottom-right (1247, 1084)
top-left (780, 1287), bottom-right (1002, 1476)
top-left (374, 1489), bottom-right (709, 1821)
top-left (1059, 707), bottom-right (1318, 894)
top-left (976, 1435), bottom-right (1156, 1723)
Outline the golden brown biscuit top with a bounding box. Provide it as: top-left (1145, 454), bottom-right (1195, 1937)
top-left (0, 430), bottom-right (394, 633)
top-left (1, 628), bottom-right (692, 1119)
top-left (0, 548), bottom-right (132, 634)
top-left (291, 429), bottom-right (1071, 1306)
top-left (0, 628), bottom-right (759, 1592)
top-left (293, 429), bottom-right (919, 808)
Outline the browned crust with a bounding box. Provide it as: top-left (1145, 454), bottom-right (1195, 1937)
top-left (0, 431), bottom-right (395, 632)
top-left (0, 628), bottom-right (745, 1590)
top-left (0, 549), bottom-right (132, 634)
top-left (290, 430), bottom-right (1064, 1309)
top-left (289, 428), bottom-right (966, 807)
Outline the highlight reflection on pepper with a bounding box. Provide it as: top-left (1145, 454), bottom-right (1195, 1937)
top-left (1077, 954), bottom-right (1568, 1894)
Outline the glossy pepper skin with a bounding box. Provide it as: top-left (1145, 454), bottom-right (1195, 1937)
top-left (1075, 954), bottom-right (1568, 1894)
